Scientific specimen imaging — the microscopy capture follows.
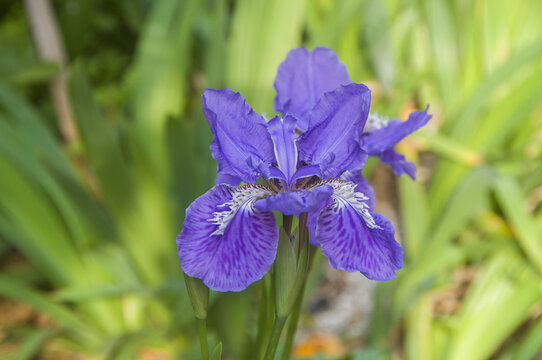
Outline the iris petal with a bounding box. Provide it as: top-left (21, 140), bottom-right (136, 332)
top-left (273, 47), bottom-right (351, 132)
top-left (298, 84), bottom-right (370, 178)
top-left (177, 184), bottom-right (278, 292)
top-left (203, 88), bottom-right (275, 184)
top-left (315, 180), bottom-right (403, 280)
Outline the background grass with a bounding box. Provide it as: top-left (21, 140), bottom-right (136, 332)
top-left (1, 0), bottom-right (541, 359)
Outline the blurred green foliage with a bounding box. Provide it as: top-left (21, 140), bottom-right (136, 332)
top-left (0, 0), bottom-right (541, 359)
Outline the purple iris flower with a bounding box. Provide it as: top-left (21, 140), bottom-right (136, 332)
top-left (275, 47), bottom-right (432, 179)
top-left (177, 47), bottom-right (428, 292)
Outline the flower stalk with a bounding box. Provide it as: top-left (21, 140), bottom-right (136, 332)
top-left (281, 285), bottom-right (305, 360)
top-left (197, 318), bottom-right (209, 360)
top-left (263, 316), bottom-right (287, 360)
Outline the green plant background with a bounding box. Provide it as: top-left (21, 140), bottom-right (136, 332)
top-left (1, 0), bottom-right (541, 359)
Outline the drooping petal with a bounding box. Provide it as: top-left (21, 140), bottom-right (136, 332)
top-left (273, 47), bottom-right (351, 132)
top-left (315, 180), bottom-right (403, 280)
top-left (380, 149), bottom-right (417, 179)
top-left (340, 170), bottom-right (376, 210)
top-left (203, 88), bottom-right (275, 184)
top-left (360, 107), bottom-right (431, 155)
top-left (307, 176), bottom-right (373, 246)
top-left (267, 115), bottom-right (298, 184)
top-left (254, 185), bottom-right (333, 216)
top-left (298, 84), bottom-right (370, 178)
top-left (177, 183), bottom-right (278, 292)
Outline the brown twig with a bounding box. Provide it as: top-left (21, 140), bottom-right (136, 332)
top-left (24, 0), bottom-right (78, 145)
top-left (24, 0), bottom-right (102, 198)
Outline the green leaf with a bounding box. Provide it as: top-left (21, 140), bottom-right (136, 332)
top-left (449, 40), bottom-right (542, 137)
top-left (448, 253), bottom-right (542, 360)
top-left (398, 176), bottom-right (430, 259)
top-left (0, 275), bottom-right (100, 344)
top-left (0, 156), bottom-right (85, 284)
top-left (227, 0), bottom-right (306, 113)
top-left (210, 342), bottom-right (223, 360)
top-left (70, 67), bottom-right (176, 284)
top-left (362, 0), bottom-right (395, 91)
top-left (14, 329), bottom-right (58, 360)
top-left (405, 294), bottom-right (433, 360)
top-left (493, 175), bottom-right (542, 273)
top-left (514, 317), bottom-right (542, 360)
top-left (131, 0), bottom-right (200, 170)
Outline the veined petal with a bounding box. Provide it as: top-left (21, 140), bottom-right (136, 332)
top-left (380, 149), bottom-right (417, 179)
top-left (298, 84), bottom-right (370, 178)
top-left (315, 179), bottom-right (403, 281)
top-left (307, 195), bottom-right (332, 247)
top-left (254, 185), bottom-right (333, 216)
top-left (340, 170), bottom-right (376, 210)
top-left (360, 107), bottom-right (431, 154)
top-left (203, 88), bottom-right (275, 184)
top-left (306, 172), bottom-right (375, 247)
top-left (177, 184), bottom-right (278, 292)
top-left (267, 115), bottom-right (298, 184)
top-left (273, 47), bottom-right (351, 132)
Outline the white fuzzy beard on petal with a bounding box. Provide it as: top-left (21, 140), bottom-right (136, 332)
top-left (208, 184), bottom-right (272, 236)
top-left (363, 113), bottom-right (389, 133)
top-left (317, 179), bottom-right (381, 230)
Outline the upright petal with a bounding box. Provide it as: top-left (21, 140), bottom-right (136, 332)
top-left (254, 185), bottom-right (333, 216)
top-left (203, 88), bottom-right (275, 184)
top-left (298, 84), bottom-right (371, 178)
top-left (177, 184), bottom-right (278, 292)
top-left (360, 107), bottom-right (431, 155)
top-left (267, 115), bottom-right (298, 185)
top-left (315, 180), bottom-right (403, 280)
top-left (274, 47), bottom-right (351, 132)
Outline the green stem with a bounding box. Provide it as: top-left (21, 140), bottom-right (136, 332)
top-left (280, 284), bottom-right (305, 360)
top-left (197, 319), bottom-right (209, 360)
top-left (264, 316), bottom-right (287, 360)
top-left (256, 275), bottom-right (274, 359)
top-left (282, 216), bottom-right (309, 359)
